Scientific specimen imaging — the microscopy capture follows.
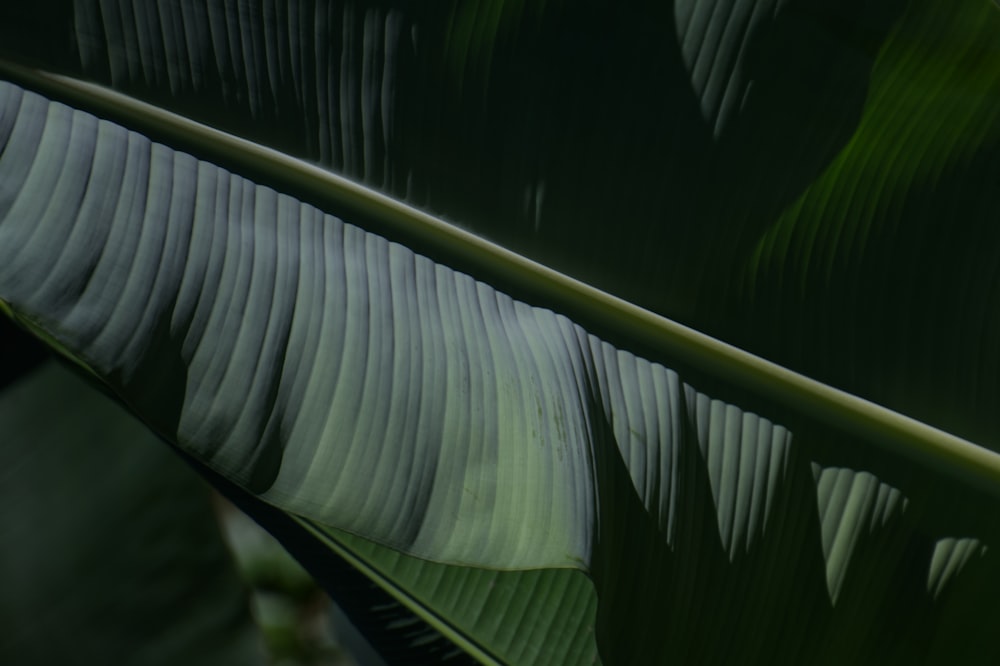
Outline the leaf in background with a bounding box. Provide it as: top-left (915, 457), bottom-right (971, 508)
top-left (0, 0), bottom-right (898, 306)
top-left (1, 74), bottom-right (999, 663)
top-left (728, 0), bottom-right (1000, 445)
top-left (0, 359), bottom-right (265, 666)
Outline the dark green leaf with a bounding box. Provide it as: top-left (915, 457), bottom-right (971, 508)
top-left (0, 361), bottom-right (265, 666)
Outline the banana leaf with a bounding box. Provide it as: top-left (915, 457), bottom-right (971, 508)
top-left (1, 0), bottom-right (999, 663)
top-left (4, 0), bottom-right (997, 443)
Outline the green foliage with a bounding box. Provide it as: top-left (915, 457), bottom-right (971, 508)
top-left (0, 360), bottom-right (265, 666)
top-left (1, 1), bottom-right (999, 663)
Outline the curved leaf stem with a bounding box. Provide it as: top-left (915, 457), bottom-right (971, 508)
top-left (295, 517), bottom-right (503, 666)
top-left (1, 58), bottom-right (998, 500)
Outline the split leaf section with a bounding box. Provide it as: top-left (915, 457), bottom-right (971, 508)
top-left (1, 81), bottom-right (999, 663)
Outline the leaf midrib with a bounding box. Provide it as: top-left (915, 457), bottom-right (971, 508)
top-left (0, 57), bottom-right (997, 502)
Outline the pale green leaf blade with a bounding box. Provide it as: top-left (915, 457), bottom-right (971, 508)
top-left (3, 0), bottom-right (998, 452)
top-left (2, 74), bottom-right (1000, 663)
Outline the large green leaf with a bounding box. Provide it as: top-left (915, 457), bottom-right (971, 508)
top-left (0, 357), bottom-right (265, 666)
top-left (3, 0), bottom-right (996, 446)
top-left (2, 0), bottom-right (999, 663)
top-left (1, 67), bottom-right (999, 663)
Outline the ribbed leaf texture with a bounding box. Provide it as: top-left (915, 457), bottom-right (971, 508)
top-left (2, 0), bottom-right (996, 449)
top-left (1, 80), bottom-right (999, 663)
